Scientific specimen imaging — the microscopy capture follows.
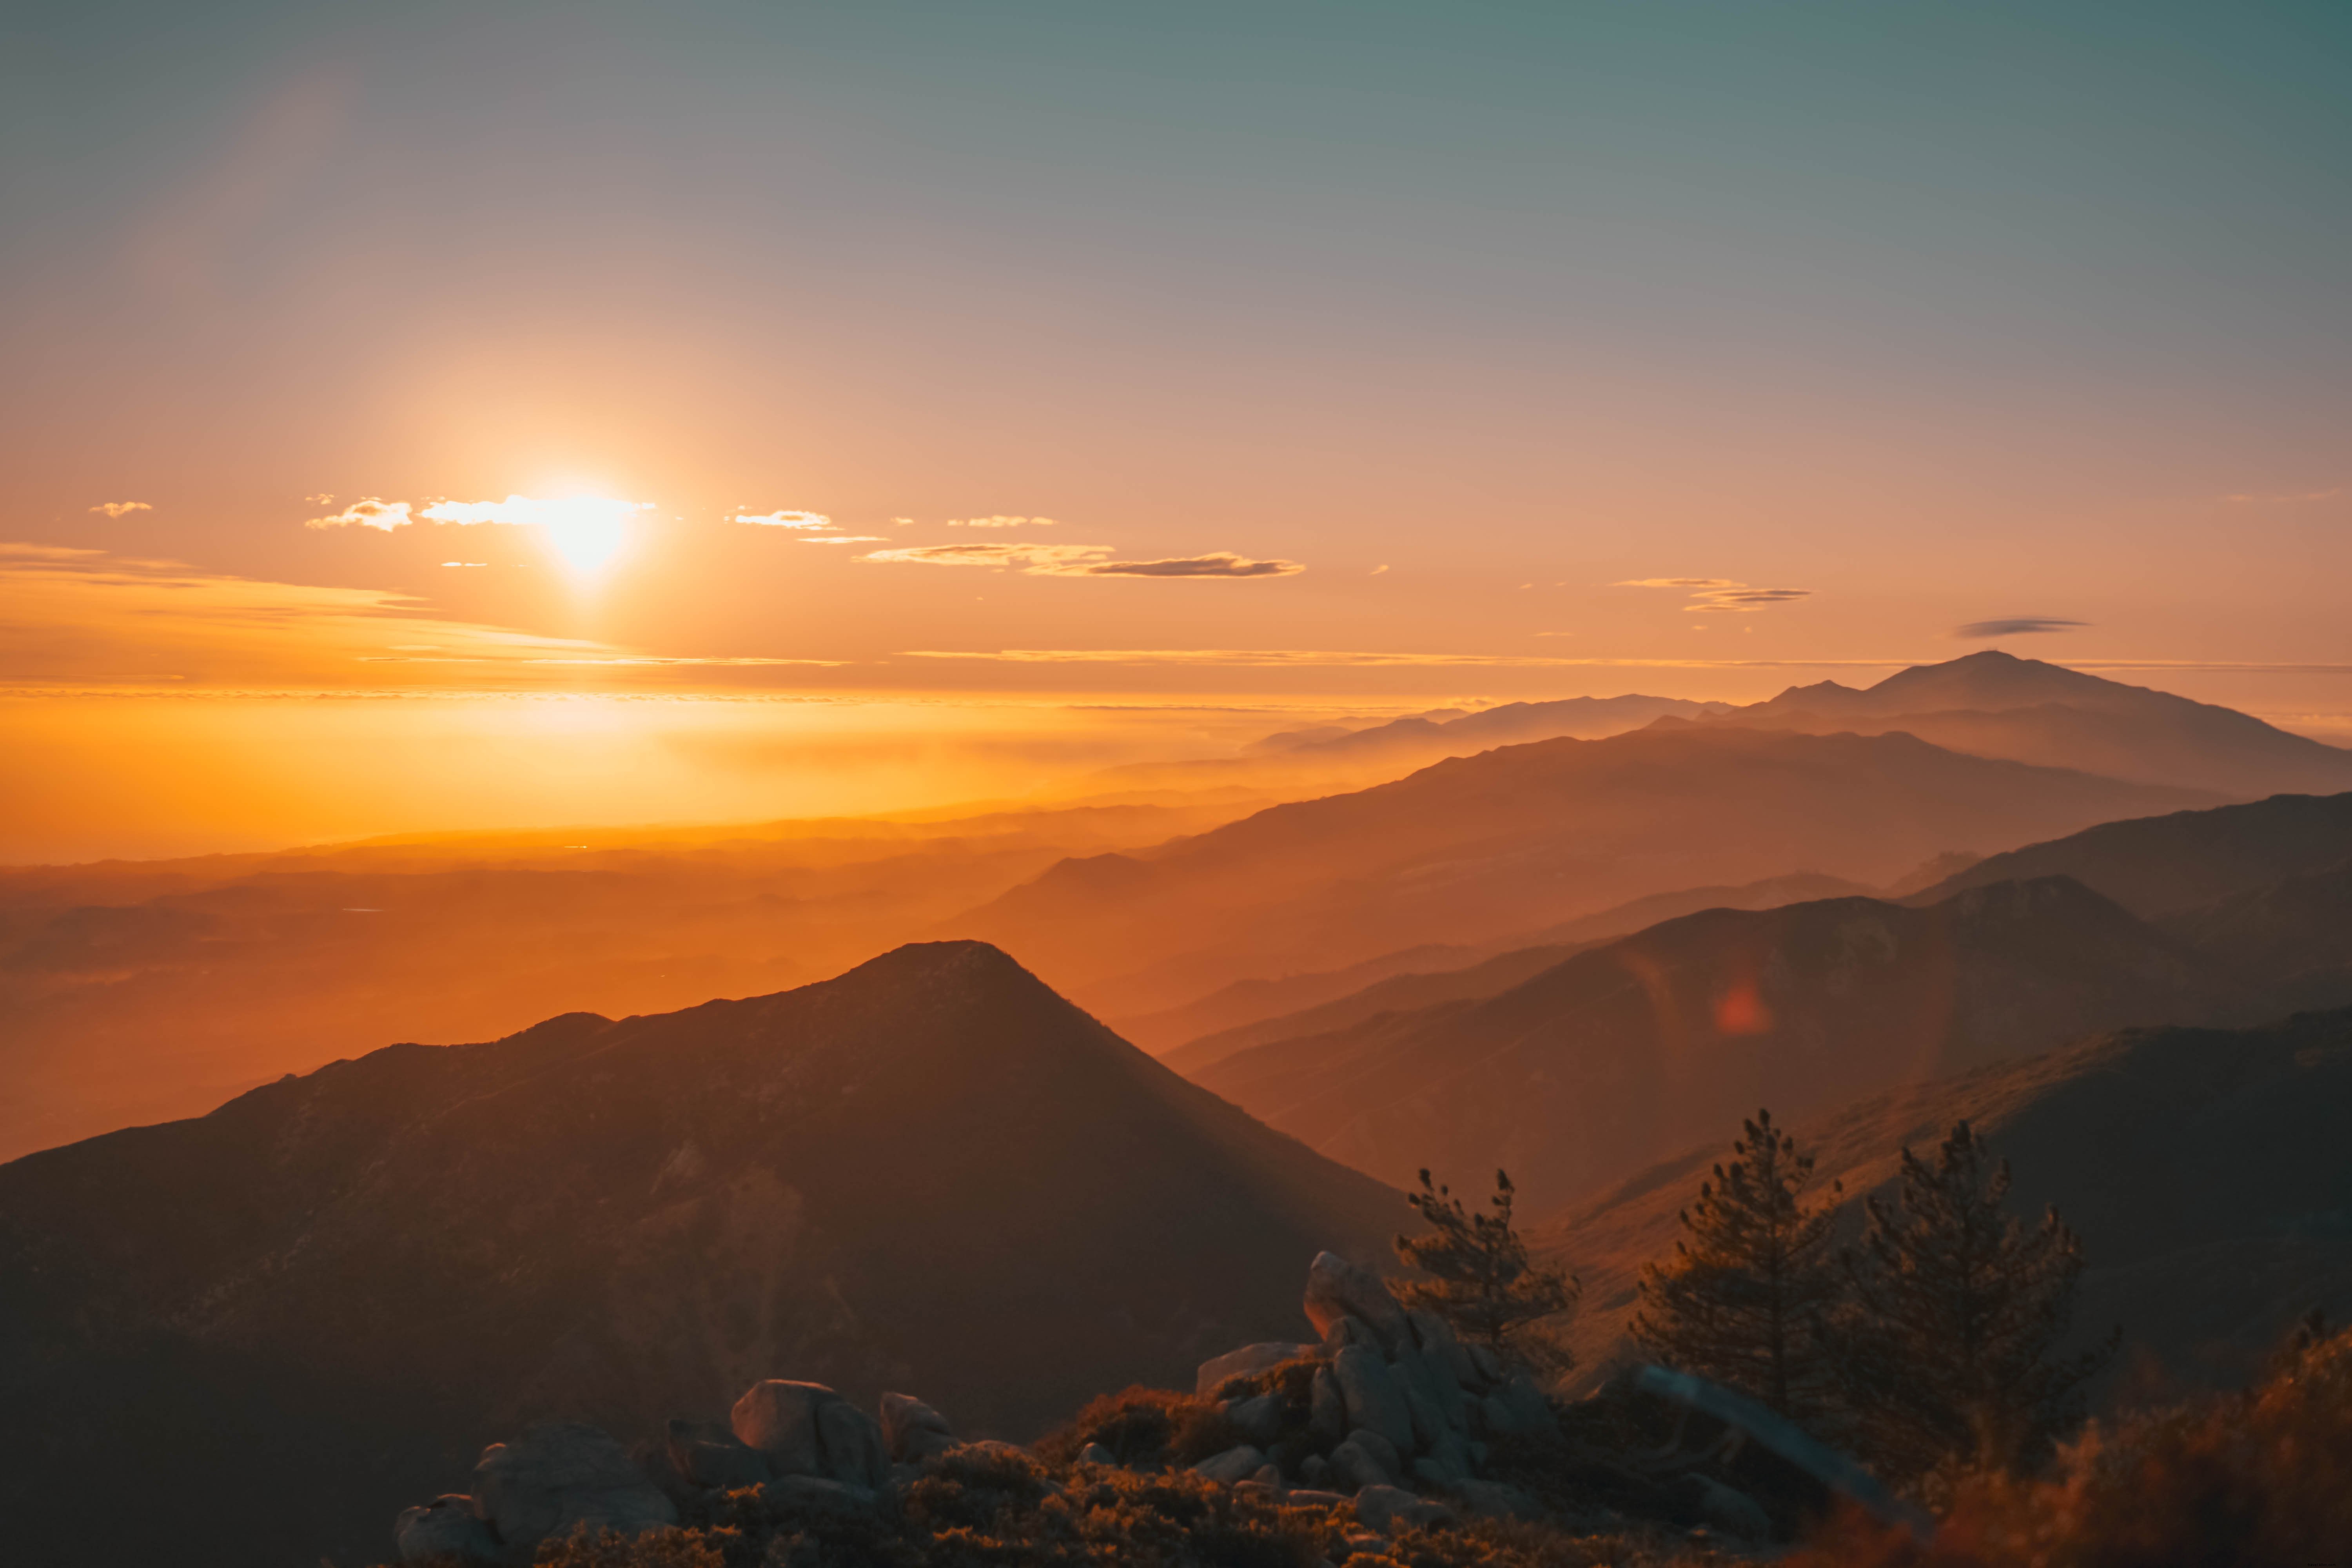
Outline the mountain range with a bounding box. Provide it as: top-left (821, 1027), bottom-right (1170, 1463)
top-left (0, 942), bottom-right (1400, 1568)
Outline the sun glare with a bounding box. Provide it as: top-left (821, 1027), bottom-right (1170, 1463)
top-left (531, 495), bottom-right (639, 580)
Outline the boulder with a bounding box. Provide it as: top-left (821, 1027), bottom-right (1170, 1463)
top-left (1251, 1463), bottom-right (1283, 1486)
top-left (1497, 1370), bottom-right (1561, 1441)
top-left (1466, 1344), bottom-right (1506, 1387)
top-left (1332, 1345), bottom-right (1415, 1454)
top-left (1192, 1444), bottom-right (1267, 1484)
top-left (1325, 1438), bottom-right (1392, 1493)
top-left (1077, 1443), bottom-right (1116, 1466)
top-left (1407, 1310), bottom-right (1480, 1393)
top-left (1224, 1392), bottom-right (1286, 1447)
top-left (1453, 1479), bottom-right (1540, 1521)
top-left (1307, 1365), bottom-right (1348, 1446)
top-left (470, 1423), bottom-right (678, 1555)
top-left (1698, 1478), bottom-right (1774, 1543)
top-left (1344, 1427), bottom-right (1401, 1481)
top-left (1303, 1252), bottom-right (1409, 1356)
top-left (1298, 1454), bottom-right (1333, 1488)
top-left (732, 1379), bottom-right (889, 1486)
top-left (394, 1495), bottom-right (500, 1564)
top-left (1356, 1483), bottom-right (1454, 1534)
top-left (1196, 1341), bottom-right (1313, 1396)
top-left (878, 1393), bottom-right (958, 1465)
top-left (818, 1399), bottom-right (892, 1489)
top-left (665, 1419), bottom-right (771, 1491)
top-left (1287, 1488), bottom-right (1352, 1508)
top-left (1478, 1393), bottom-right (1519, 1437)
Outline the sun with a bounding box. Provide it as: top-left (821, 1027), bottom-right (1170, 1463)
top-left (529, 494), bottom-right (643, 581)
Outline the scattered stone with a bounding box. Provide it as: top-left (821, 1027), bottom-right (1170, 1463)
top-left (1355, 1483), bottom-right (1455, 1534)
top-left (1332, 1346), bottom-right (1415, 1454)
top-left (1698, 1477), bottom-right (1774, 1542)
top-left (1452, 1478), bottom-right (1540, 1521)
top-left (1326, 1438), bottom-right (1391, 1493)
top-left (1303, 1252), bottom-right (1410, 1356)
top-left (665, 1418), bottom-right (771, 1490)
top-left (394, 1495), bottom-right (500, 1564)
top-left (471, 1422), bottom-right (678, 1556)
top-left (1196, 1341), bottom-right (1314, 1395)
top-left (878, 1392), bottom-right (958, 1465)
top-left (1225, 1392), bottom-right (1285, 1446)
top-left (1308, 1365), bottom-right (1348, 1446)
top-left (1192, 1443), bottom-right (1267, 1484)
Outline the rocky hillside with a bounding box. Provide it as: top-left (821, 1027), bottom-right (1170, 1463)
top-left (1190, 876), bottom-right (2251, 1210)
top-left (0, 942), bottom-right (1401, 1568)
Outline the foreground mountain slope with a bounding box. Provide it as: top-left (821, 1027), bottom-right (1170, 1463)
top-left (1915, 790), bottom-right (2352, 917)
top-left (1546, 1006), bottom-right (2352, 1390)
top-left (1720, 651), bottom-right (2352, 799)
top-left (0, 942), bottom-right (1401, 1568)
top-left (1191, 877), bottom-right (2248, 1210)
top-left (945, 725), bottom-right (2214, 1015)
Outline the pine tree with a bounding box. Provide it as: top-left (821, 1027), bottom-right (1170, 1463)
top-left (1394, 1168), bottom-right (1578, 1364)
top-left (1838, 1120), bottom-right (2116, 1479)
top-left (1629, 1109), bottom-right (1845, 1428)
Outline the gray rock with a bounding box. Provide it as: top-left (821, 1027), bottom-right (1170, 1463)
top-left (1322, 1316), bottom-right (1374, 1351)
top-left (1478, 1393), bottom-right (1518, 1437)
top-left (878, 1393), bottom-right (957, 1465)
top-left (1453, 1479), bottom-right (1540, 1521)
top-left (1356, 1483), bottom-right (1455, 1534)
top-left (818, 1399), bottom-right (891, 1488)
top-left (1325, 1439), bottom-right (1391, 1492)
top-left (1196, 1341), bottom-right (1313, 1396)
top-left (1308, 1365), bottom-right (1348, 1446)
top-left (1425, 1430), bottom-right (1473, 1482)
top-left (1407, 1310), bottom-right (1480, 1393)
top-left (395, 1495), bottom-right (500, 1564)
top-left (665, 1419), bottom-right (771, 1491)
top-left (761, 1474), bottom-right (880, 1521)
top-left (1287, 1488), bottom-right (1352, 1508)
top-left (1299, 1453), bottom-right (1333, 1488)
top-left (1401, 1380), bottom-right (1451, 1450)
top-left (1498, 1370), bottom-right (1561, 1441)
top-left (1303, 1252), bottom-right (1409, 1356)
top-left (1078, 1443), bottom-right (1116, 1466)
top-left (1466, 1344), bottom-right (1506, 1387)
top-left (1699, 1478), bottom-right (1774, 1543)
top-left (1332, 1345), bottom-right (1415, 1455)
top-left (471, 1423), bottom-right (678, 1555)
top-left (1225, 1392), bottom-right (1286, 1447)
top-left (1192, 1444), bottom-right (1267, 1484)
top-left (1344, 1427), bottom-right (1401, 1481)
top-left (732, 1381), bottom-right (837, 1477)
top-left (1252, 1463), bottom-right (1284, 1485)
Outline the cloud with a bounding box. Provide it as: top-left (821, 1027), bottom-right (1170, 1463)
top-left (1371, 564), bottom-right (1389, 575)
top-left (903, 648), bottom-right (1915, 669)
top-left (1617, 577), bottom-right (1811, 613)
top-left (1954, 617), bottom-right (2089, 638)
top-left (733, 510), bottom-right (833, 529)
top-left (2223, 487), bottom-right (2341, 504)
top-left (1072, 553), bottom-right (1303, 578)
top-left (947, 515), bottom-right (1056, 528)
top-left (88, 501), bottom-right (152, 518)
top-left (306, 497), bottom-right (414, 530)
top-left (421, 494), bottom-right (653, 527)
top-left (860, 544), bottom-right (1301, 577)
top-left (797, 535), bottom-right (885, 544)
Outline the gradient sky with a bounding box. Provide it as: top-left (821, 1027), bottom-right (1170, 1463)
top-left (5, 1), bottom-right (2351, 853)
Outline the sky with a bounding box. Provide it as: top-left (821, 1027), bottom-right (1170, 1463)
top-left (4, 1), bottom-right (2350, 857)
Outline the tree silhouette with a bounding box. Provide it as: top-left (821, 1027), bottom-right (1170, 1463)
top-left (1631, 1109), bottom-right (1845, 1428)
top-left (1394, 1168), bottom-right (1577, 1364)
top-left (1839, 1120), bottom-right (2116, 1479)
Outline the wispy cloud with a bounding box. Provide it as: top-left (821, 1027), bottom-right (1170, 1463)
top-left (421, 495), bottom-right (653, 527)
top-left (1617, 577), bottom-right (1811, 613)
top-left (861, 544), bottom-right (1302, 577)
top-left (1954, 617), bottom-right (2088, 638)
top-left (947, 515), bottom-right (1056, 528)
top-left (2222, 487), bottom-right (2341, 504)
top-left (88, 501), bottom-right (152, 518)
top-left (732, 509), bottom-right (833, 528)
top-left (306, 497), bottom-right (413, 530)
top-left (797, 535), bottom-right (885, 544)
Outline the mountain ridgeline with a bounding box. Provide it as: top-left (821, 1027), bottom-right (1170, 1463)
top-left (0, 942), bottom-right (1400, 1568)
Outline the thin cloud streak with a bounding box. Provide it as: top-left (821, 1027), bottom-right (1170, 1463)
top-left (1955, 617), bottom-right (2088, 637)
top-left (1617, 577), bottom-right (1811, 612)
top-left (732, 510), bottom-right (833, 528)
top-left (88, 501), bottom-right (152, 518)
top-left (860, 544), bottom-right (1301, 577)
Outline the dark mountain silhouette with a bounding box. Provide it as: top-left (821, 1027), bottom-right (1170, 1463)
top-left (1117, 871), bottom-right (1871, 1058)
top-left (1914, 790), bottom-right (2352, 917)
top-left (1716, 650), bottom-right (2352, 799)
top-left (1546, 1005), bottom-right (2352, 1391)
top-left (0, 942), bottom-right (1400, 1568)
top-left (942, 725), bottom-right (2216, 1017)
top-left (1190, 877), bottom-right (2250, 1211)
top-left (2159, 858), bottom-right (2352, 1015)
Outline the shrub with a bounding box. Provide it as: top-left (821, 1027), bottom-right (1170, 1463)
top-left (1032, 1384), bottom-right (1241, 1469)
